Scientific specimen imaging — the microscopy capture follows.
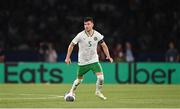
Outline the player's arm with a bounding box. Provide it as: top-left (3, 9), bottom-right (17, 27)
top-left (65, 42), bottom-right (76, 64)
top-left (100, 40), bottom-right (113, 63)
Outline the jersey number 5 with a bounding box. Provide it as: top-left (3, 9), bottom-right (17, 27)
top-left (88, 41), bottom-right (92, 47)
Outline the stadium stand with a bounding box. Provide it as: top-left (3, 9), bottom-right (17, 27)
top-left (1, 0), bottom-right (180, 62)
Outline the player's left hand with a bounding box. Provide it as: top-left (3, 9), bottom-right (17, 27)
top-left (106, 57), bottom-right (113, 63)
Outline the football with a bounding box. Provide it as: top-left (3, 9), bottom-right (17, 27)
top-left (64, 92), bottom-right (75, 102)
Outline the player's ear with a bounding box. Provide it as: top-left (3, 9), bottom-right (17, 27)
top-left (92, 22), bottom-right (94, 27)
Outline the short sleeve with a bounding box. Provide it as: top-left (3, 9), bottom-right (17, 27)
top-left (100, 34), bottom-right (104, 40)
top-left (72, 34), bottom-right (80, 45)
top-left (98, 33), bottom-right (104, 42)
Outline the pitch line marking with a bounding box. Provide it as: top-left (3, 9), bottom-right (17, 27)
top-left (0, 93), bottom-right (64, 100)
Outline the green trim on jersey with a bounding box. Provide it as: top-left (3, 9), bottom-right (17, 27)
top-left (85, 30), bottom-right (94, 37)
top-left (77, 62), bottom-right (103, 77)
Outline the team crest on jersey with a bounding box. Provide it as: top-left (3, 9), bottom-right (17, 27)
top-left (94, 37), bottom-right (98, 41)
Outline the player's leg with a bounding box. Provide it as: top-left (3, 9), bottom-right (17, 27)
top-left (95, 72), bottom-right (107, 100)
top-left (70, 65), bottom-right (89, 93)
top-left (91, 62), bottom-right (107, 100)
top-left (70, 76), bottom-right (83, 93)
top-left (95, 72), bottom-right (104, 93)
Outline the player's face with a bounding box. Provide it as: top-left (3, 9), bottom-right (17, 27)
top-left (84, 21), bottom-right (94, 32)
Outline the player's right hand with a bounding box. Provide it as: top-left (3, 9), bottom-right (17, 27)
top-left (65, 58), bottom-right (71, 64)
top-left (106, 57), bottom-right (113, 63)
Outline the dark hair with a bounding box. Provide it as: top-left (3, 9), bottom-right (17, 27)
top-left (84, 17), bottom-right (94, 23)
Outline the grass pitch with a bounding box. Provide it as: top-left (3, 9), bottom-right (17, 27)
top-left (0, 84), bottom-right (180, 108)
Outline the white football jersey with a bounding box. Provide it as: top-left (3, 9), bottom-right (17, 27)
top-left (72, 30), bottom-right (104, 65)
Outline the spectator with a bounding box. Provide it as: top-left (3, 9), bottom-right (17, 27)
top-left (125, 42), bottom-right (135, 62)
top-left (165, 41), bottom-right (179, 62)
top-left (45, 43), bottom-right (58, 62)
top-left (113, 43), bottom-right (125, 62)
top-left (39, 42), bottom-right (49, 62)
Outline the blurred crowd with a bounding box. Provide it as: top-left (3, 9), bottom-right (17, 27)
top-left (0, 0), bottom-right (180, 62)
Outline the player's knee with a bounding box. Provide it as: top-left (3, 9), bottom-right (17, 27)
top-left (97, 74), bottom-right (104, 80)
top-left (75, 79), bottom-right (83, 85)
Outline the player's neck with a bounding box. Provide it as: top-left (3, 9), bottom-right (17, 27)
top-left (85, 29), bottom-right (94, 37)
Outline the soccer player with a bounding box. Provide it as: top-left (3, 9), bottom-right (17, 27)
top-left (65, 17), bottom-right (113, 100)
